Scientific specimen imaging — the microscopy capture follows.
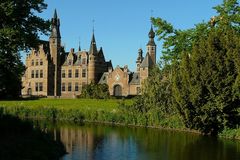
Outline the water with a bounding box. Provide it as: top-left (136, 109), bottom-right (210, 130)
top-left (34, 121), bottom-right (240, 160)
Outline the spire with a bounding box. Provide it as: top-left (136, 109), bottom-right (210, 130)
top-left (78, 41), bottom-right (81, 51)
top-left (50, 9), bottom-right (61, 38)
top-left (89, 32), bottom-right (97, 55)
top-left (54, 9), bottom-right (58, 19)
top-left (147, 25), bottom-right (156, 46)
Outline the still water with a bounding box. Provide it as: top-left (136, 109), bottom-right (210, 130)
top-left (37, 121), bottom-right (240, 160)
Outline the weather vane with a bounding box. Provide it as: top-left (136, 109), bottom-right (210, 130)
top-left (151, 10), bottom-right (154, 17)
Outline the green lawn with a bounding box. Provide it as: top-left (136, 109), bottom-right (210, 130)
top-left (0, 98), bottom-right (134, 124)
top-left (0, 98), bottom-right (133, 111)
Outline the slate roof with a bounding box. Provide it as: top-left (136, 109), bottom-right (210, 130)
top-left (129, 72), bottom-right (140, 85)
top-left (140, 52), bottom-right (153, 68)
top-left (99, 72), bottom-right (108, 84)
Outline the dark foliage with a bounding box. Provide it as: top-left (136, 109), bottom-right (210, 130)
top-left (0, 0), bottom-right (50, 99)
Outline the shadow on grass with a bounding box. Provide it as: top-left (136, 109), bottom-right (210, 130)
top-left (0, 114), bottom-right (66, 160)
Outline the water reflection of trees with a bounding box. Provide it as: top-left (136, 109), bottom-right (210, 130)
top-left (36, 122), bottom-right (240, 160)
top-left (0, 115), bottom-right (66, 160)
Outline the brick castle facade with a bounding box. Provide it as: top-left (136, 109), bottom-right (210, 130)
top-left (21, 10), bottom-right (156, 98)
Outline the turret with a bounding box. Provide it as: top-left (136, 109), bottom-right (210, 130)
top-left (88, 32), bottom-right (98, 83)
top-left (136, 48), bottom-right (143, 72)
top-left (49, 9), bottom-right (61, 65)
top-left (49, 9), bottom-right (61, 97)
top-left (146, 26), bottom-right (156, 65)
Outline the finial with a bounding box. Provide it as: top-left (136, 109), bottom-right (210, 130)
top-left (92, 19), bottom-right (95, 33)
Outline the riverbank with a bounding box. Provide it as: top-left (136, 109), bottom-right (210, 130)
top-left (0, 98), bottom-right (239, 140)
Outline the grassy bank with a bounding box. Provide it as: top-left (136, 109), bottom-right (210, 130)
top-left (0, 98), bottom-right (239, 140)
top-left (0, 98), bottom-right (183, 129)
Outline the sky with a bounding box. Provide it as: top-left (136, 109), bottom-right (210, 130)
top-left (22, 0), bottom-right (224, 71)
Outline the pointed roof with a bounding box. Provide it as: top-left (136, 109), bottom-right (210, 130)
top-left (140, 52), bottom-right (154, 68)
top-left (78, 43), bottom-right (81, 51)
top-left (53, 9), bottom-right (58, 19)
top-left (129, 72), bottom-right (140, 85)
top-left (50, 9), bottom-right (61, 38)
top-left (148, 25), bottom-right (155, 38)
top-left (98, 47), bottom-right (105, 61)
top-left (147, 26), bottom-right (156, 46)
top-left (89, 32), bottom-right (98, 55)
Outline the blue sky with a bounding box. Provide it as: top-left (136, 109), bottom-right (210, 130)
top-left (24, 0), bottom-right (223, 71)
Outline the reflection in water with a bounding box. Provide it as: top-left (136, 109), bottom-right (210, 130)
top-left (37, 121), bottom-right (240, 160)
top-left (0, 116), bottom-right (65, 160)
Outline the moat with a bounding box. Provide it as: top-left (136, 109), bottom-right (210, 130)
top-left (34, 121), bottom-right (240, 160)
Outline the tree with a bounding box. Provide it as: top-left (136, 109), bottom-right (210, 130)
top-left (81, 83), bottom-right (110, 99)
top-left (148, 0), bottom-right (240, 135)
top-left (172, 0), bottom-right (240, 135)
top-left (0, 0), bottom-right (50, 99)
top-left (173, 26), bottom-right (240, 135)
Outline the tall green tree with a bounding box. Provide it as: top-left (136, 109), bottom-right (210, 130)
top-left (0, 0), bottom-right (50, 98)
top-left (172, 0), bottom-right (240, 135)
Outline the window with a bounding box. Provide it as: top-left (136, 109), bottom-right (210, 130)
top-left (39, 82), bottom-right (43, 91)
top-left (82, 58), bottom-right (86, 65)
top-left (35, 70), bottom-right (39, 78)
top-left (40, 59), bottom-right (43, 65)
top-left (36, 59), bottom-right (39, 66)
top-left (40, 70), bottom-right (43, 78)
top-left (35, 83), bottom-right (38, 91)
top-left (75, 69), bottom-right (79, 78)
top-left (31, 70), bottom-right (34, 78)
top-left (31, 60), bottom-right (34, 66)
top-left (62, 83), bottom-right (65, 91)
top-left (75, 82), bottom-right (79, 91)
top-left (82, 69), bottom-right (86, 78)
top-left (68, 69), bottom-right (72, 78)
top-left (68, 59), bottom-right (72, 65)
top-left (62, 70), bottom-right (65, 78)
top-left (68, 83), bottom-right (72, 91)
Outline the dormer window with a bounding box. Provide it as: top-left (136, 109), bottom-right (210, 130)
top-left (31, 60), bottom-right (34, 66)
top-left (82, 58), bottom-right (86, 65)
top-left (68, 59), bottom-right (72, 65)
top-left (36, 59), bottom-right (39, 66)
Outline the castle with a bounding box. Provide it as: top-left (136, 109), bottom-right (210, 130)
top-left (21, 10), bottom-right (156, 98)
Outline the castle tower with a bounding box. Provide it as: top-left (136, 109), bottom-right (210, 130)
top-left (49, 9), bottom-right (61, 97)
top-left (88, 32), bottom-right (98, 83)
top-left (136, 48), bottom-right (143, 72)
top-left (146, 26), bottom-right (156, 65)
